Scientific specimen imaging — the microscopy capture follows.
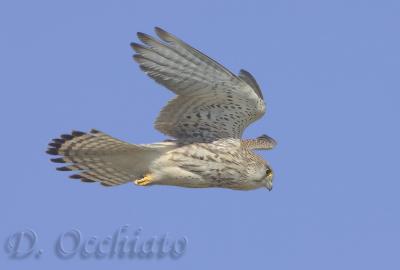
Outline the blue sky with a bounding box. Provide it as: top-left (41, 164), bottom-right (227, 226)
top-left (1, 0), bottom-right (399, 269)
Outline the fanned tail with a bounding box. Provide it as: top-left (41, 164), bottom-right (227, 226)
top-left (47, 129), bottom-right (173, 187)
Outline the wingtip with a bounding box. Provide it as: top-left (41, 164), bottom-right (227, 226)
top-left (130, 42), bottom-right (144, 53)
top-left (154, 26), bottom-right (164, 33)
top-left (154, 26), bottom-right (171, 41)
top-left (137, 31), bottom-right (152, 43)
top-left (258, 134), bottom-right (277, 147)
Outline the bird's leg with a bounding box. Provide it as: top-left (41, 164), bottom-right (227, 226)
top-left (134, 174), bottom-right (153, 186)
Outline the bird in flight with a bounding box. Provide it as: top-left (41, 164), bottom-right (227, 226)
top-left (47, 27), bottom-right (276, 190)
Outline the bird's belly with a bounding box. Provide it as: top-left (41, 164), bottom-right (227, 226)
top-left (149, 152), bottom-right (249, 189)
top-left (147, 141), bottom-right (261, 189)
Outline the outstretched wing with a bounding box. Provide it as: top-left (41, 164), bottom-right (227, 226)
top-left (131, 27), bottom-right (266, 141)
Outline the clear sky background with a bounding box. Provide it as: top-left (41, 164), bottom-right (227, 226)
top-left (1, 0), bottom-right (399, 269)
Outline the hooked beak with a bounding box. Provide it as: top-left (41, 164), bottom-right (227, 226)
top-left (265, 170), bottom-right (273, 191)
top-left (265, 181), bottom-right (273, 191)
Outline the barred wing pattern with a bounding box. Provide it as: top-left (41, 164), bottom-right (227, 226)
top-left (131, 27), bottom-right (266, 141)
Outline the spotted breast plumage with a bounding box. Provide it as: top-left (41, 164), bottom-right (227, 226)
top-left (47, 27), bottom-right (277, 190)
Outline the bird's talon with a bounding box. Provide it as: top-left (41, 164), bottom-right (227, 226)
top-left (134, 175), bottom-right (152, 186)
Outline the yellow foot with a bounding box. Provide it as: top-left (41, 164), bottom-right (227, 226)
top-left (134, 175), bottom-right (153, 186)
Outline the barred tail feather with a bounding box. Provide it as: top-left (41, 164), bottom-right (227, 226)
top-left (47, 129), bottom-right (171, 187)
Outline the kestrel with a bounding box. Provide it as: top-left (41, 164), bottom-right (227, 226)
top-left (47, 27), bottom-right (277, 190)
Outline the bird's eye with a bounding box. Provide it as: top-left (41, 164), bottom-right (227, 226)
top-left (266, 168), bottom-right (272, 177)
